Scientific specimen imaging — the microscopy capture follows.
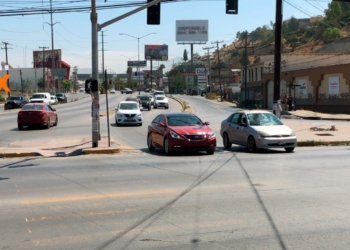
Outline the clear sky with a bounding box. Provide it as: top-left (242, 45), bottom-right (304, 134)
top-left (0, 0), bottom-right (331, 75)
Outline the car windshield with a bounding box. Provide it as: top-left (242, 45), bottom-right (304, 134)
top-left (8, 96), bottom-right (21, 100)
top-left (22, 104), bottom-right (43, 110)
top-left (167, 115), bottom-right (203, 126)
top-left (56, 94), bottom-right (63, 96)
top-left (31, 94), bottom-right (45, 99)
top-left (247, 113), bottom-right (283, 126)
top-left (140, 96), bottom-right (150, 101)
top-left (156, 97), bottom-right (165, 100)
top-left (119, 103), bottom-right (138, 110)
top-left (51, 97), bottom-right (55, 99)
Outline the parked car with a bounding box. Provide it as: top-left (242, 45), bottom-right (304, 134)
top-left (50, 96), bottom-right (58, 105)
top-left (17, 103), bottom-right (58, 130)
top-left (145, 88), bottom-right (150, 93)
top-left (115, 101), bottom-right (142, 126)
top-left (30, 92), bottom-right (51, 104)
top-left (147, 112), bottom-right (216, 155)
top-left (154, 95), bottom-right (169, 109)
top-left (56, 93), bottom-right (67, 103)
top-left (109, 89), bottom-right (116, 94)
top-left (139, 95), bottom-right (152, 111)
top-left (4, 96), bottom-right (28, 110)
top-left (220, 110), bottom-right (297, 152)
top-left (121, 88), bottom-right (132, 94)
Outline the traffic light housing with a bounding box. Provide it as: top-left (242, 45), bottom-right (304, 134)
top-left (147, 73), bottom-right (149, 78)
top-left (147, 0), bottom-right (161, 25)
top-left (109, 79), bottom-right (112, 85)
top-left (91, 79), bottom-right (99, 92)
top-left (134, 72), bottom-right (137, 76)
top-left (85, 79), bottom-right (91, 94)
top-left (226, 0), bottom-right (238, 14)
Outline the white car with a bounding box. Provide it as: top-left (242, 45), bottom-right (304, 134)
top-left (109, 89), bottom-right (116, 94)
top-left (220, 110), bottom-right (297, 152)
top-left (115, 101), bottom-right (142, 126)
top-left (30, 92), bottom-right (51, 104)
top-left (154, 95), bottom-right (169, 109)
top-left (49, 96), bottom-right (58, 105)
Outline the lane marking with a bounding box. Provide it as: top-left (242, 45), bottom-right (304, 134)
top-left (22, 189), bottom-right (176, 205)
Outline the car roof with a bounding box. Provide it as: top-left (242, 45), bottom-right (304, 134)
top-left (163, 112), bottom-right (197, 117)
top-left (120, 101), bottom-right (138, 104)
top-left (240, 109), bottom-right (272, 114)
top-left (156, 95), bottom-right (166, 97)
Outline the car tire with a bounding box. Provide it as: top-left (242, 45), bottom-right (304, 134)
top-left (53, 117), bottom-right (58, 126)
top-left (223, 133), bottom-right (232, 149)
top-left (46, 118), bottom-right (50, 129)
top-left (18, 124), bottom-right (23, 130)
top-left (206, 150), bottom-right (215, 155)
top-left (285, 147), bottom-right (295, 152)
top-left (147, 134), bottom-right (155, 151)
top-left (116, 120), bottom-right (119, 127)
top-left (139, 123), bottom-right (142, 126)
top-left (163, 137), bottom-right (171, 155)
top-left (154, 106), bottom-right (157, 109)
top-left (247, 136), bottom-right (256, 152)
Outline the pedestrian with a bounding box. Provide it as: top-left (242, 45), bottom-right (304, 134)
top-left (288, 96), bottom-right (293, 111)
top-left (283, 95), bottom-right (288, 111)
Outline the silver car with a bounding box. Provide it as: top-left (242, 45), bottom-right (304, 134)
top-left (220, 110), bottom-right (297, 152)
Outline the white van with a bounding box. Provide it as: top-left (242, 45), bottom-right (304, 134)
top-left (30, 92), bottom-right (51, 104)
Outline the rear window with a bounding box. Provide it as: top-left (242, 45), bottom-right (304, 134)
top-left (31, 94), bottom-right (46, 99)
top-left (22, 104), bottom-right (43, 110)
top-left (8, 96), bottom-right (21, 100)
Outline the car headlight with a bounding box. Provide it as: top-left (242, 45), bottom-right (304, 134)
top-left (136, 113), bottom-right (142, 117)
top-left (290, 131), bottom-right (296, 136)
top-left (170, 131), bottom-right (184, 140)
top-left (208, 132), bottom-right (216, 139)
top-left (117, 113), bottom-right (123, 117)
top-left (258, 131), bottom-right (270, 137)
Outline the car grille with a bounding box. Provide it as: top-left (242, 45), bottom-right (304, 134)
top-left (267, 142), bottom-right (295, 146)
top-left (266, 135), bottom-right (291, 138)
top-left (184, 134), bottom-right (206, 141)
top-left (124, 114), bottom-right (136, 118)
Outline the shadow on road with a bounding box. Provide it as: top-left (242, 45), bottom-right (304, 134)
top-left (139, 148), bottom-right (213, 157)
top-left (0, 177), bottom-right (10, 181)
top-left (0, 158), bottom-right (37, 169)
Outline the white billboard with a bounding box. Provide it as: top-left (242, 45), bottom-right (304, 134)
top-left (176, 20), bottom-right (208, 42)
top-left (329, 76), bottom-right (340, 95)
top-left (298, 78), bottom-right (307, 96)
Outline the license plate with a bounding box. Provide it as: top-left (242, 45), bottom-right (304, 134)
top-left (278, 140), bottom-right (285, 145)
top-left (126, 118), bottom-right (134, 122)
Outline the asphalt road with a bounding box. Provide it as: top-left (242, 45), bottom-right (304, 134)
top-left (1, 147), bottom-right (350, 249)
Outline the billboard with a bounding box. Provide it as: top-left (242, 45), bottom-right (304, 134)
top-left (329, 76), bottom-right (340, 95)
top-left (33, 49), bottom-right (62, 68)
top-left (176, 20), bottom-right (208, 42)
top-left (145, 44), bottom-right (168, 61)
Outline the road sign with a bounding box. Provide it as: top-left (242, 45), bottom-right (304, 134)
top-left (195, 68), bottom-right (207, 75)
top-left (128, 61), bottom-right (147, 67)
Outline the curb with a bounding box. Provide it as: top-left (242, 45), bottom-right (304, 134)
top-left (81, 147), bottom-right (121, 155)
top-left (166, 95), bottom-right (193, 113)
top-left (0, 152), bottom-right (43, 158)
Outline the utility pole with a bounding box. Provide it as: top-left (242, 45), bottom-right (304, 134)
top-left (202, 46), bottom-right (214, 92)
top-left (100, 30), bottom-right (108, 93)
top-left (20, 69), bottom-right (23, 95)
top-left (274, 0), bottom-right (283, 103)
top-left (212, 40), bottom-right (224, 101)
top-left (39, 46), bottom-right (49, 92)
top-left (1, 41), bottom-right (12, 97)
top-left (236, 31), bottom-right (254, 107)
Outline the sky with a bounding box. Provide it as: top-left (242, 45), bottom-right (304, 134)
top-left (0, 0), bottom-right (331, 75)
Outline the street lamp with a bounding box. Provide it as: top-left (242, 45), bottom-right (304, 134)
top-left (120, 32), bottom-right (156, 95)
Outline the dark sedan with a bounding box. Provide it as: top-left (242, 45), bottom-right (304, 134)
top-left (17, 103), bottom-right (58, 130)
top-left (147, 112), bottom-right (216, 155)
top-left (56, 93), bottom-right (67, 103)
top-left (139, 95), bottom-right (152, 111)
top-left (4, 96), bottom-right (28, 110)
top-left (121, 88), bottom-right (133, 94)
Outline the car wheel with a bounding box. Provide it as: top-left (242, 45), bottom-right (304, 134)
top-left (46, 118), bottom-right (51, 129)
top-left (223, 132), bottom-right (232, 149)
top-left (53, 117), bottom-right (58, 126)
top-left (4, 104), bottom-right (8, 110)
top-left (163, 137), bottom-right (171, 155)
top-left (247, 136), bottom-right (256, 152)
top-left (139, 123), bottom-right (142, 126)
top-left (285, 147), bottom-right (295, 152)
top-left (147, 134), bottom-right (155, 151)
top-left (154, 106), bottom-right (157, 109)
top-left (116, 120), bottom-right (119, 127)
top-left (18, 124), bottom-right (23, 130)
top-left (206, 150), bottom-right (215, 155)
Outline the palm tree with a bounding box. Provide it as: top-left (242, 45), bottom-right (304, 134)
top-left (126, 66), bottom-right (133, 88)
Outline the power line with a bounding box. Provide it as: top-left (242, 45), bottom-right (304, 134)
top-left (211, 40), bottom-right (224, 102)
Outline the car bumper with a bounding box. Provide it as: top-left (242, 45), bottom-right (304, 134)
top-left (5, 103), bottom-right (21, 109)
top-left (155, 103), bottom-right (168, 108)
top-left (116, 117), bottom-right (142, 124)
top-left (255, 136), bottom-right (297, 149)
top-left (168, 137), bottom-right (217, 151)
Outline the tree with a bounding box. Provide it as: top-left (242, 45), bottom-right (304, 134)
top-left (37, 78), bottom-right (44, 91)
top-left (126, 66), bottom-right (133, 88)
top-left (72, 66), bottom-right (78, 93)
top-left (183, 49), bottom-right (188, 62)
top-left (61, 79), bottom-right (71, 93)
top-left (322, 27), bottom-right (341, 42)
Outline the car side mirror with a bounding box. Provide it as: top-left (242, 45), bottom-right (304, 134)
top-left (52, 109), bottom-right (56, 111)
top-left (239, 123), bottom-right (247, 127)
top-left (204, 121), bottom-right (210, 125)
top-left (158, 122), bottom-right (165, 127)
top-left (115, 107), bottom-right (118, 111)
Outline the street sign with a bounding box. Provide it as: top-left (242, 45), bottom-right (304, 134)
top-left (127, 61), bottom-right (147, 67)
top-left (195, 68), bottom-right (207, 75)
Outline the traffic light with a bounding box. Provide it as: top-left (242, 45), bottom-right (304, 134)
top-left (109, 79), bottom-right (112, 85)
top-left (134, 72), bottom-right (137, 76)
top-left (226, 0), bottom-right (238, 14)
top-left (147, 0), bottom-right (161, 25)
top-left (85, 79), bottom-right (91, 94)
top-left (147, 73), bottom-right (149, 78)
top-left (91, 79), bottom-right (99, 92)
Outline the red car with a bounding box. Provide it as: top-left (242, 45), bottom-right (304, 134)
top-left (147, 112), bottom-right (216, 155)
top-left (17, 103), bottom-right (58, 130)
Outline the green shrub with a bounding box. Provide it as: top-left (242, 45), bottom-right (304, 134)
top-left (0, 94), bottom-right (5, 102)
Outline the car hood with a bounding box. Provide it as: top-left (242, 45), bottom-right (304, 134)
top-left (155, 99), bottom-right (168, 102)
top-left (252, 125), bottom-right (293, 136)
top-left (117, 109), bottom-right (141, 115)
top-left (170, 125), bottom-right (213, 135)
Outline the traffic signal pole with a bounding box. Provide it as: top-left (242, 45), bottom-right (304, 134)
top-left (274, 0), bottom-right (283, 104)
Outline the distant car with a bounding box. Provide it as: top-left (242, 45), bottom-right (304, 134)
top-left (121, 88), bottom-right (132, 94)
top-left (125, 96), bottom-right (141, 106)
top-left (154, 95), bottom-right (169, 109)
top-left (147, 112), bottom-right (216, 155)
top-left (17, 103), bottom-right (58, 130)
top-left (190, 90), bottom-right (197, 96)
top-left (145, 88), bottom-right (150, 93)
top-left (55, 93), bottom-right (68, 103)
top-left (110, 89), bottom-right (116, 94)
top-left (149, 95), bottom-right (155, 105)
top-left (4, 96), bottom-right (28, 110)
top-left (139, 95), bottom-right (152, 111)
top-left (153, 91), bottom-right (165, 98)
top-left (220, 110), bottom-right (297, 152)
top-left (30, 92), bottom-right (51, 104)
top-left (50, 96), bottom-right (58, 105)
top-left (115, 101), bottom-right (142, 126)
